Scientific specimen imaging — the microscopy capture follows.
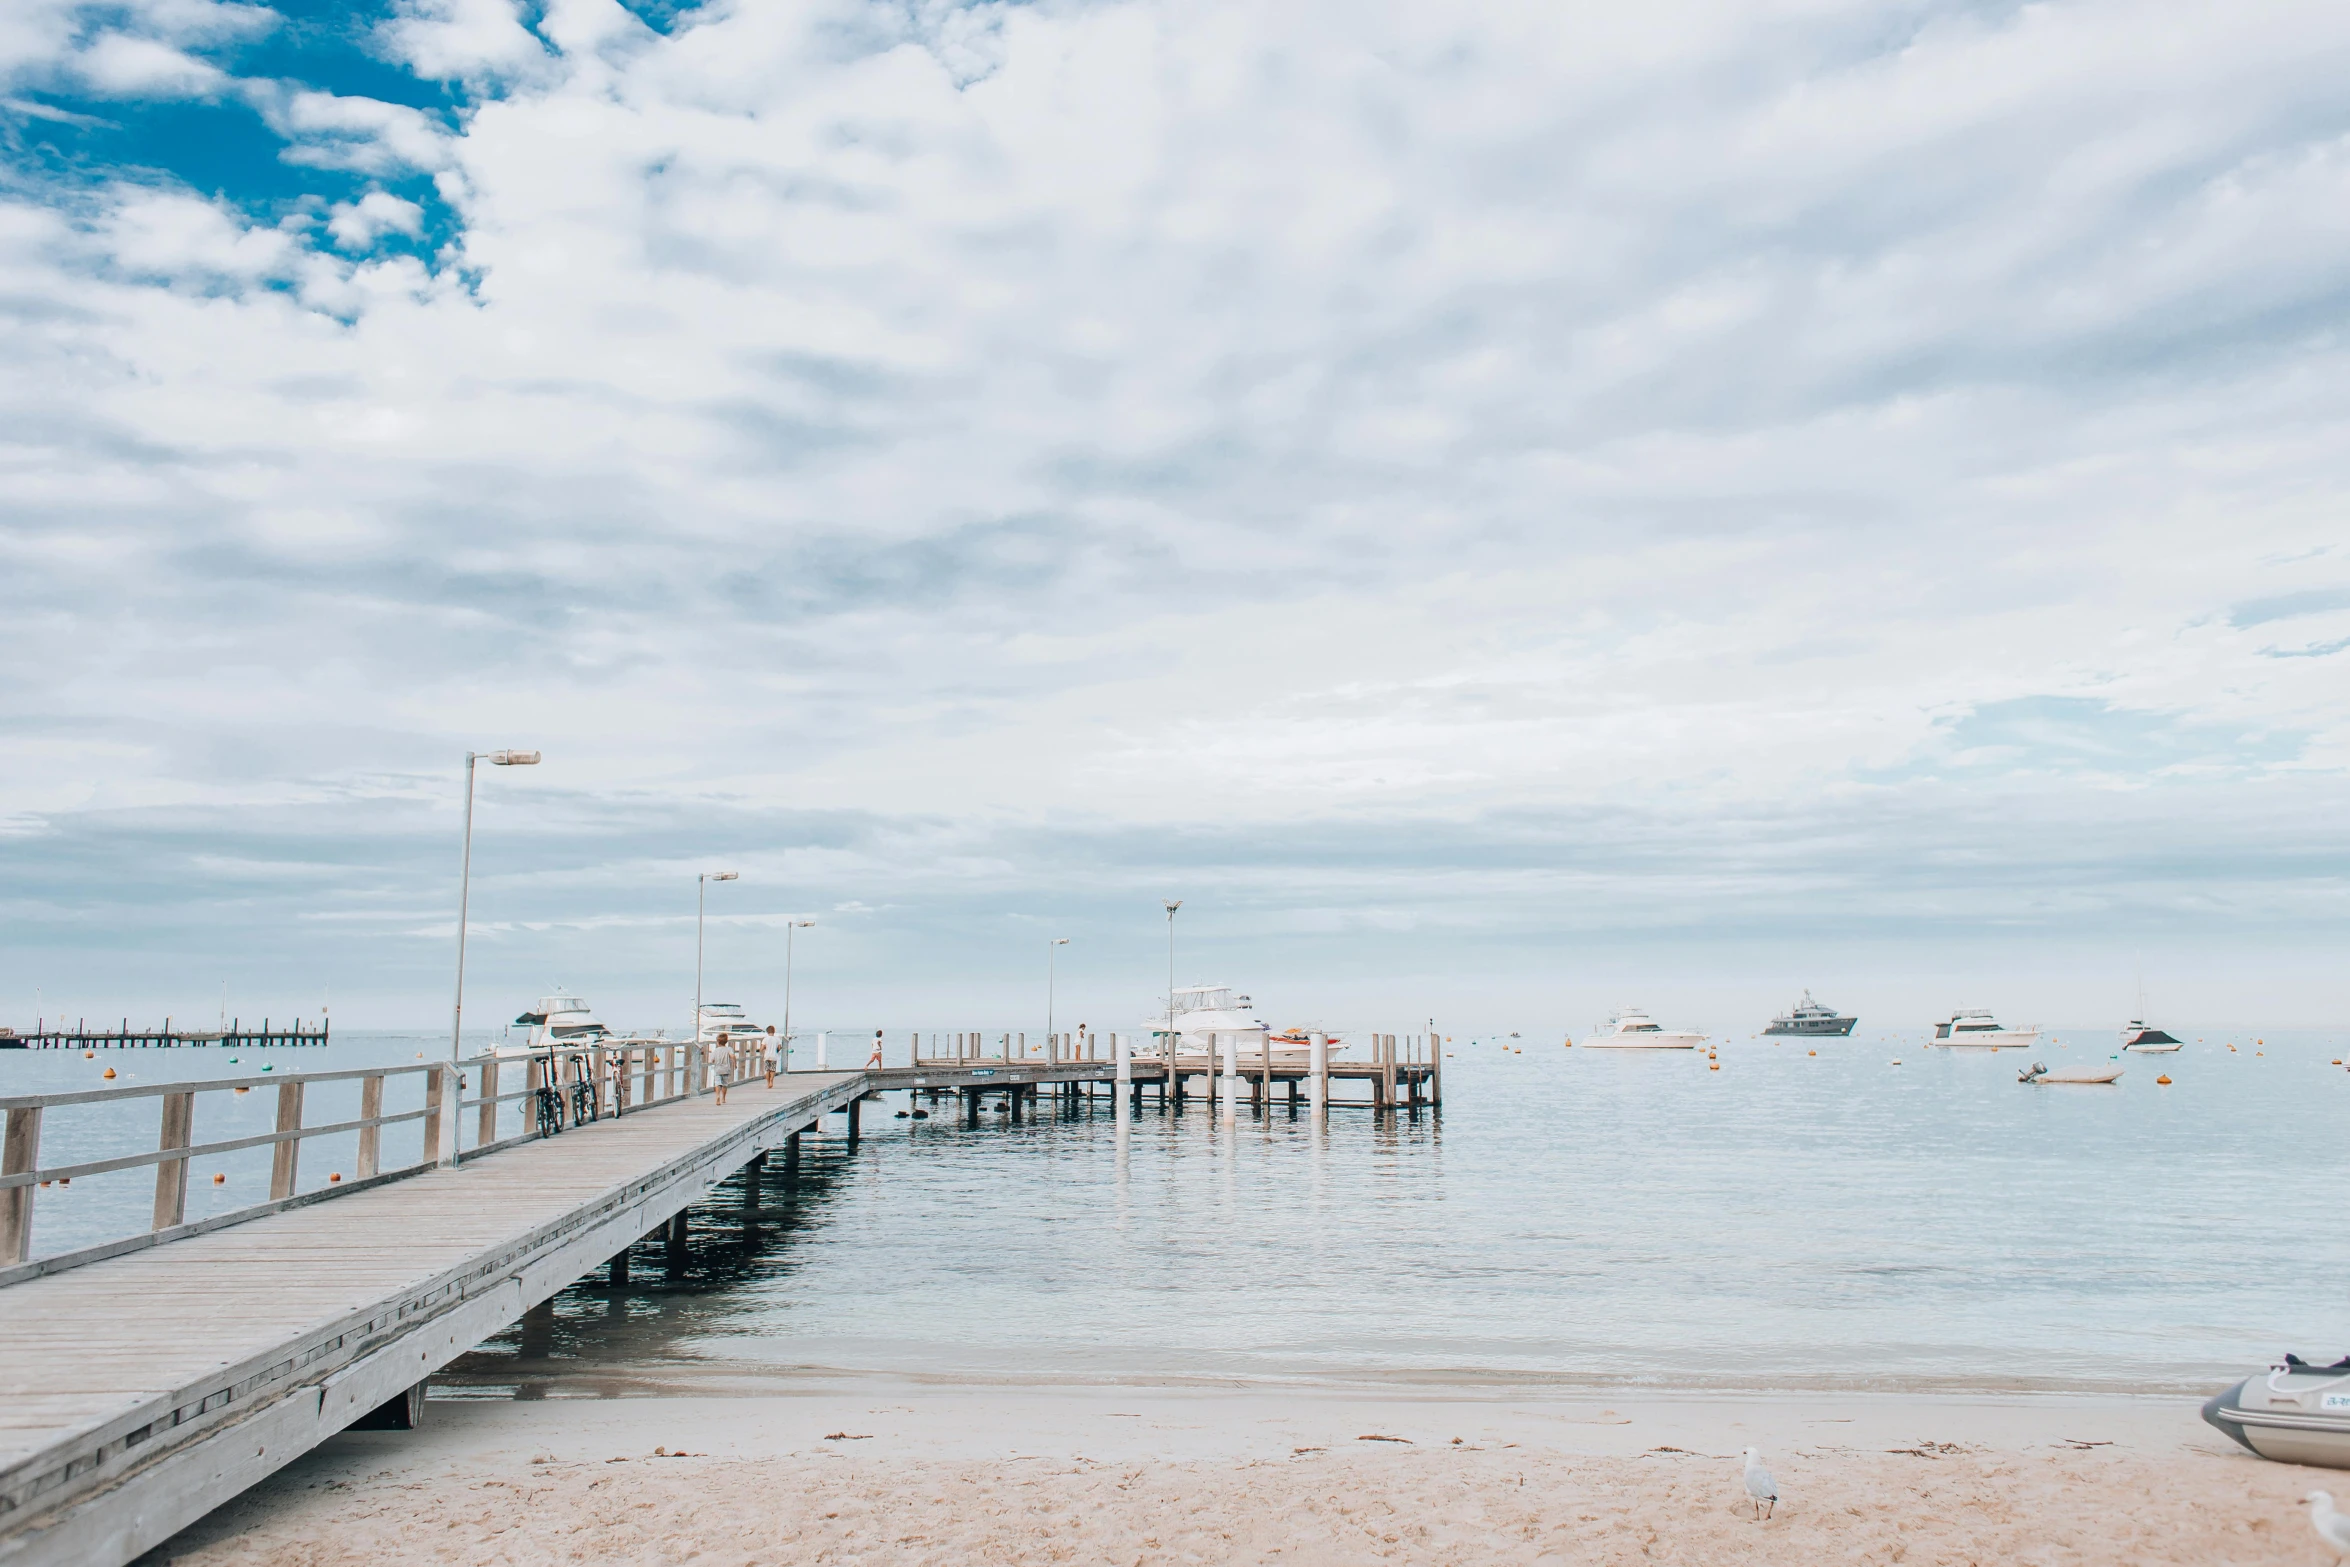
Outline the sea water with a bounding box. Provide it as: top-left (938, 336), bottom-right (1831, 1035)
top-left (9, 1027), bottom-right (2345, 1393)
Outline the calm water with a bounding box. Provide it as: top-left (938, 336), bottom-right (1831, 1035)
top-left (10, 1026), bottom-right (2347, 1393)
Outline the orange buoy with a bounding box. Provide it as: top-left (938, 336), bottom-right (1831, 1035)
top-left (83, 1050), bottom-right (94, 1059)
top-left (102, 1067), bottom-right (117, 1079)
top-left (2156, 1074), bottom-right (2172, 1085)
top-left (329, 1173), bottom-right (342, 1183)
top-left (212, 1173), bottom-right (226, 1184)
top-left (1708, 1062), bottom-right (1720, 1071)
top-left (233, 1086), bottom-right (248, 1095)
top-left (1808, 1050), bottom-right (1817, 1056)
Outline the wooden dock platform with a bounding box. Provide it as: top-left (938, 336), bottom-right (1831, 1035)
top-left (0, 1039), bottom-right (1438, 1567)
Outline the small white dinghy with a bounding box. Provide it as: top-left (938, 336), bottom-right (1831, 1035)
top-left (2019, 1060), bottom-right (2123, 1085)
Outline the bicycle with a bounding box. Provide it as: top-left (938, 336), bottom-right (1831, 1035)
top-left (532, 1052), bottom-right (567, 1138)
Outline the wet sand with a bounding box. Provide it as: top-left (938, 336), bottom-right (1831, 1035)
top-left (136, 1378), bottom-right (2331, 1564)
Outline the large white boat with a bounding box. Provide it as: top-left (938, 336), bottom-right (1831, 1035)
top-left (1927, 1010), bottom-right (2040, 1049)
top-left (1139, 985), bottom-right (1285, 1062)
top-left (1580, 1008), bottom-right (1705, 1049)
top-left (696, 1001), bottom-right (770, 1044)
top-left (2119, 1019), bottom-right (2182, 1053)
top-left (510, 993), bottom-right (617, 1049)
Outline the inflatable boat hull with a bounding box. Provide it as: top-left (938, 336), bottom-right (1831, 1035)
top-left (2203, 1367), bottom-right (2350, 1469)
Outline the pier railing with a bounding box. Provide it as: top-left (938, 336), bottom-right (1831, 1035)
top-left (0, 1042), bottom-right (712, 1282)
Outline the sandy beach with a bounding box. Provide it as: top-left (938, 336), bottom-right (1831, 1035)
top-left (137, 1378), bottom-right (2327, 1565)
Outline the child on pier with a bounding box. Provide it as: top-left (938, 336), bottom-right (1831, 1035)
top-left (763, 1027), bottom-right (780, 1089)
top-left (712, 1033), bottom-right (737, 1105)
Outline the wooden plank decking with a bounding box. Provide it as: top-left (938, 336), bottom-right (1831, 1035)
top-left (0, 1069), bottom-right (871, 1567)
top-left (0, 1049), bottom-right (1436, 1567)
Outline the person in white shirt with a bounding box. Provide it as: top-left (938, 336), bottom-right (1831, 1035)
top-left (763, 1026), bottom-right (780, 1088)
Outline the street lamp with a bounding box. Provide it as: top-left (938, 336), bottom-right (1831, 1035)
top-left (783, 918), bottom-right (816, 1061)
top-left (451, 748), bottom-right (540, 1065)
top-left (1047, 937), bottom-right (1070, 1046)
top-left (694, 871), bottom-right (740, 1042)
top-left (1163, 901), bottom-right (1181, 1066)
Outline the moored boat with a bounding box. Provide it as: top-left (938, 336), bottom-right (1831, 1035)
top-left (695, 1001), bottom-right (771, 1044)
top-left (2120, 1019), bottom-right (2182, 1053)
top-left (505, 993), bottom-right (620, 1057)
top-left (2205, 1356), bottom-right (2350, 1469)
top-left (1928, 1010), bottom-right (2040, 1049)
top-left (2018, 1061), bottom-right (2123, 1084)
top-left (1580, 1008), bottom-right (1705, 1049)
top-left (1761, 990), bottom-right (1856, 1036)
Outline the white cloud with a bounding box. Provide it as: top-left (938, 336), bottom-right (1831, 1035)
top-left (379, 0), bottom-right (549, 84)
top-left (326, 189), bottom-right (425, 249)
top-left (6, 0), bottom-right (2350, 1019)
top-left (74, 31), bottom-right (226, 96)
top-left (255, 87), bottom-right (456, 174)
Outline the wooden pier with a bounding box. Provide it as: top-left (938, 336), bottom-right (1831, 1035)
top-left (0, 1031), bottom-right (1438, 1567)
top-left (4, 1018), bottom-right (329, 1050)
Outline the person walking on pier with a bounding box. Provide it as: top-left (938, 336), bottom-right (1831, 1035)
top-left (713, 1032), bottom-right (737, 1106)
top-left (762, 1027), bottom-right (780, 1089)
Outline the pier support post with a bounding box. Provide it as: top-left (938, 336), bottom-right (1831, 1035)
top-left (1310, 1034), bottom-right (1328, 1122)
top-left (269, 1080), bottom-right (305, 1200)
top-left (1430, 1020), bottom-right (1442, 1107)
top-left (784, 1130), bottom-right (801, 1178)
top-left (477, 1058), bottom-right (499, 1148)
top-left (847, 1097), bottom-right (861, 1144)
top-left (519, 1298), bottom-right (555, 1358)
top-left (610, 1250), bottom-right (630, 1287)
top-left (152, 1091), bottom-right (194, 1231)
top-left (664, 1211), bottom-right (689, 1271)
top-left (2, 1106), bottom-right (41, 1265)
top-left (357, 1074), bottom-right (384, 1178)
top-left (1219, 1032), bottom-right (1237, 1126)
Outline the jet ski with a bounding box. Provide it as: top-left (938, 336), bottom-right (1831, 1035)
top-left (2204, 1355), bottom-right (2350, 1468)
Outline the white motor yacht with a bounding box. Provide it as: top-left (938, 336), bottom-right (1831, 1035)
top-left (1138, 985), bottom-right (1285, 1063)
top-left (1580, 1008), bottom-right (1705, 1049)
top-left (1927, 1010), bottom-right (2040, 1049)
top-left (696, 1001), bottom-right (771, 1044)
top-left (2119, 1019), bottom-right (2182, 1053)
top-left (504, 993), bottom-right (619, 1057)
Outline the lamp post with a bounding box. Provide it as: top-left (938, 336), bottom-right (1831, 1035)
top-left (694, 871), bottom-right (740, 1042)
top-left (1163, 901), bottom-right (1181, 1086)
top-left (783, 918), bottom-right (816, 1063)
top-left (451, 749), bottom-right (540, 1065)
top-left (1047, 937), bottom-right (1070, 1047)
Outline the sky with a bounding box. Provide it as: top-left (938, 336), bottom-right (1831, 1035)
top-left (2, 0), bottom-right (2347, 1038)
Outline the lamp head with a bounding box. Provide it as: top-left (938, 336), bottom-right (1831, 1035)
top-left (1052, 937), bottom-right (1070, 946)
top-left (794, 918), bottom-right (816, 928)
top-left (1164, 900), bottom-right (1181, 914)
top-left (706, 871), bottom-right (739, 882)
top-left (487, 750), bottom-right (540, 766)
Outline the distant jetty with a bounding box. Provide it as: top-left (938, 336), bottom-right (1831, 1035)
top-left (0, 1017), bottom-right (329, 1050)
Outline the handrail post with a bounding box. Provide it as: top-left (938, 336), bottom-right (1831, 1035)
top-left (690, 1042), bottom-right (705, 1096)
top-left (152, 1091), bottom-right (195, 1230)
top-left (269, 1080), bottom-right (306, 1200)
top-left (477, 1057), bottom-right (500, 1148)
top-left (357, 1074), bottom-right (385, 1177)
top-left (2, 1106), bottom-right (41, 1264)
top-left (423, 1064), bottom-right (447, 1166)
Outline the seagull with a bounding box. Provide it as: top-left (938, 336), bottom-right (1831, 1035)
top-left (2309, 1491), bottom-right (2350, 1558)
top-left (1742, 1447), bottom-right (1778, 1520)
